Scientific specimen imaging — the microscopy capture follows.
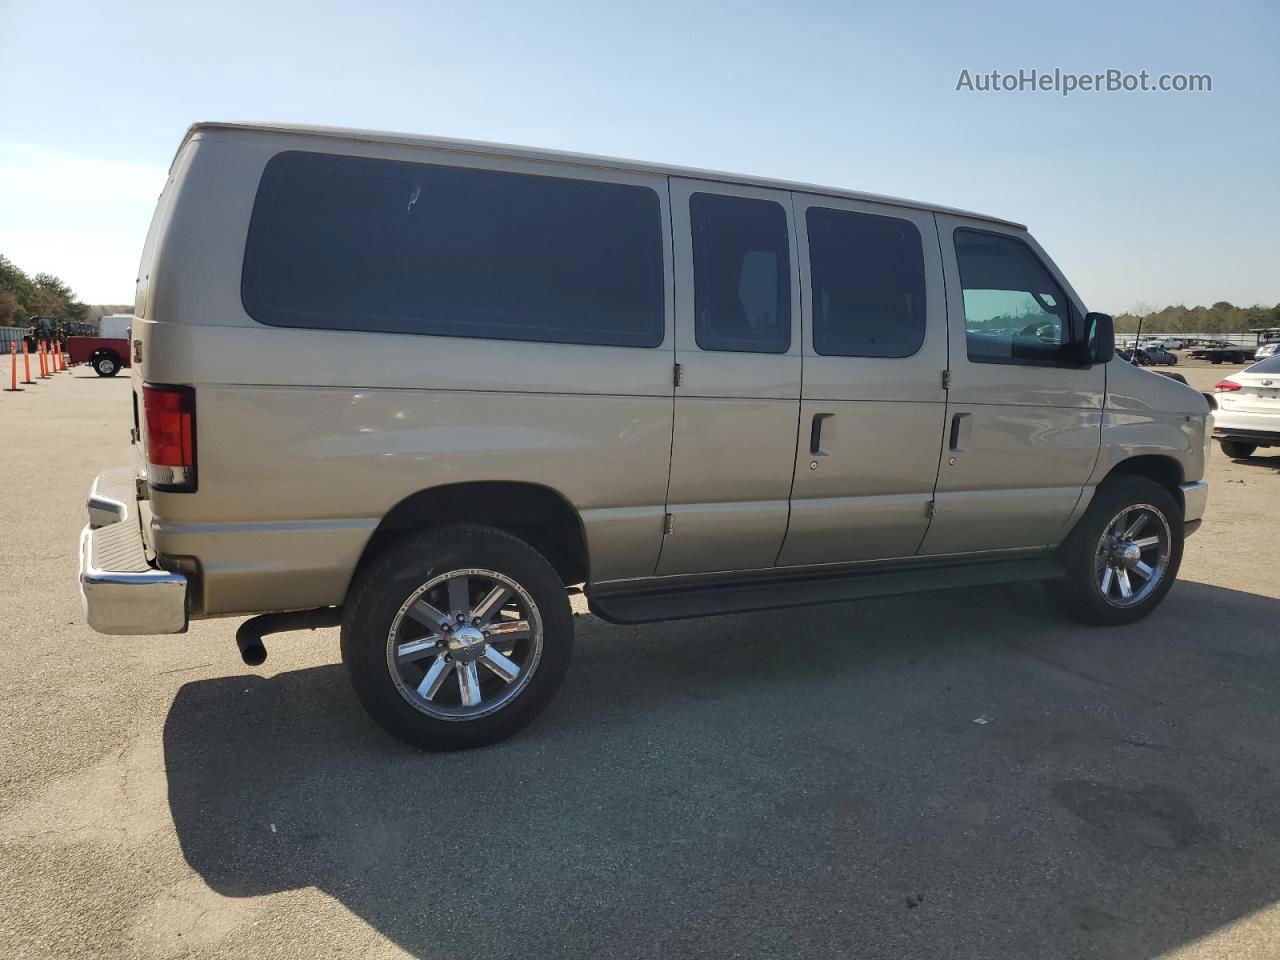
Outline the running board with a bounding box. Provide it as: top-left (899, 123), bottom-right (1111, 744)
top-left (587, 553), bottom-right (1064, 625)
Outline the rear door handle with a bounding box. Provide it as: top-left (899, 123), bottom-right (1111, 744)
top-left (949, 412), bottom-right (971, 452)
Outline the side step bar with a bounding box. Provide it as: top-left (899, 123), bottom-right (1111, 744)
top-left (587, 553), bottom-right (1064, 625)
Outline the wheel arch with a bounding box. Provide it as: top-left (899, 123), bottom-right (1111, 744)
top-left (1102, 454), bottom-right (1185, 512)
top-left (354, 481), bottom-right (589, 587)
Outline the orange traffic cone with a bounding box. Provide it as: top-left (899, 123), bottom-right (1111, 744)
top-left (4, 343), bottom-right (21, 392)
top-left (21, 341), bottom-right (34, 385)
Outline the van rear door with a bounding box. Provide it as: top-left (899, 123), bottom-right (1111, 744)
top-left (655, 178), bottom-right (802, 576)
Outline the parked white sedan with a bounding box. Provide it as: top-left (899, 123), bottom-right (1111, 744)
top-left (1214, 353), bottom-right (1280, 458)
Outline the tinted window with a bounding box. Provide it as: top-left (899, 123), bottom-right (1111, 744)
top-left (690, 193), bottom-right (790, 354)
top-left (242, 151), bottom-right (665, 347)
top-left (1249, 353), bottom-right (1280, 374)
top-left (807, 208), bottom-right (926, 358)
top-left (955, 229), bottom-right (1074, 365)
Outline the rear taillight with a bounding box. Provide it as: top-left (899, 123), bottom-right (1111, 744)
top-left (1214, 379), bottom-right (1241, 392)
top-left (142, 384), bottom-right (196, 492)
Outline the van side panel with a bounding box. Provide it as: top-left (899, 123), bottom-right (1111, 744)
top-left (139, 133), bottom-right (676, 616)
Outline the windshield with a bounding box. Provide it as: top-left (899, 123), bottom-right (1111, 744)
top-left (1246, 353), bottom-right (1280, 374)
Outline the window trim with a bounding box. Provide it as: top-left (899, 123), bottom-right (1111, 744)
top-left (239, 150), bottom-right (668, 350)
top-left (952, 226), bottom-right (1085, 369)
top-left (689, 191), bottom-right (792, 356)
top-left (806, 205), bottom-right (928, 360)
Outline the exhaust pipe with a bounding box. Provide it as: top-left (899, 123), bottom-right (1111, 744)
top-left (235, 607), bottom-right (342, 666)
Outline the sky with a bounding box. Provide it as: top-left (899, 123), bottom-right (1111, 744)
top-left (1, 0), bottom-right (1277, 312)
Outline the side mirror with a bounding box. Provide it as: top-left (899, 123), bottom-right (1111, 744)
top-left (1085, 311), bottom-right (1114, 365)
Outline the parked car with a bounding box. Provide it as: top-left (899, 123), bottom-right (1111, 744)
top-left (1138, 346), bottom-right (1178, 366)
top-left (1213, 353), bottom-right (1280, 458)
top-left (1255, 341), bottom-right (1279, 361)
top-left (78, 122), bottom-right (1212, 750)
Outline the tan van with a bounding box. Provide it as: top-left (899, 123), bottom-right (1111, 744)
top-left (79, 122), bottom-right (1211, 749)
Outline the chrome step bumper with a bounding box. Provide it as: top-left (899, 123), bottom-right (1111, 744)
top-left (79, 467), bottom-right (188, 635)
top-left (1180, 479), bottom-right (1208, 524)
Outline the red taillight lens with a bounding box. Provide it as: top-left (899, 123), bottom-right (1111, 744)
top-left (142, 384), bottom-right (196, 491)
top-left (1214, 379), bottom-right (1242, 392)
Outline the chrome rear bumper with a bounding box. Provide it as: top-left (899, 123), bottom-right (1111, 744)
top-left (79, 467), bottom-right (188, 635)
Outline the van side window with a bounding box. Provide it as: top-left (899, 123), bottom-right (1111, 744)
top-left (807, 208), bottom-right (926, 358)
top-left (690, 193), bottom-right (791, 354)
top-left (954, 229), bottom-right (1073, 365)
top-left (242, 151), bottom-right (665, 348)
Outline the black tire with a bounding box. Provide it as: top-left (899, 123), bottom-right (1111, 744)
top-left (341, 523), bottom-right (573, 750)
top-left (1045, 476), bottom-right (1183, 626)
top-left (92, 353), bottom-right (120, 377)
top-left (1218, 439), bottom-right (1257, 459)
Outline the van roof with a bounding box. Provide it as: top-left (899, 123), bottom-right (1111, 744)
top-left (182, 121), bottom-right (1026, 230)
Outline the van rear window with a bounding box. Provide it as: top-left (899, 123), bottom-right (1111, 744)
top-left (241, 151), bottom-right (665, 347)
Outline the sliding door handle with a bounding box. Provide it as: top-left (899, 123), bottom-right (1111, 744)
top-left (810, 413), bottom-right (833, 456)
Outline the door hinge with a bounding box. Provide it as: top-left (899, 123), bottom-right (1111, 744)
top-left (925, 500), bottom-right (936, 519)
top-left (664, 512), bottom-right (675, 535)
top-left (673, 362), bottom-right (684, 387)
top-left (941, 369), bottom-right (952, 390)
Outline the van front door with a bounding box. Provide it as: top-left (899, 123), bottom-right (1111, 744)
top-left (777, 197), bottom-right (949, 566)
top-left (920, 216), bottom-right (1103, 555)
top-left (655, 179), bottom-right (801, 576)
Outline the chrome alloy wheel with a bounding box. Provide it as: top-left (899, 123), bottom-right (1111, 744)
top-left (1093, 503), bottom-right (1172, 608)
top-left (386, 568), bottom-right (543, 721)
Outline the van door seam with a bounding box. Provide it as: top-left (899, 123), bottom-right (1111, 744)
top-left (652, 174), bottom-right (679, 576)
top-left (772, 190), bottom-right (806, 567)
top-left (916, 211), bottom-right (951, 554)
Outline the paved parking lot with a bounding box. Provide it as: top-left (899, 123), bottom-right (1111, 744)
top-left (2, 363), bottom-right (1278, 959)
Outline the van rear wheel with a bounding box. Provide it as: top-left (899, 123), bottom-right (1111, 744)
top-left (1045, 476), bottom-right (1183, 626)
top-left (341, 524), bottom-right (573, 750)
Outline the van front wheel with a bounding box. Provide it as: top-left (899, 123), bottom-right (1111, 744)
top-left (341, 524), bottom-right (573, 750)
top-left (1045, 476), bottom-right (1183, 626)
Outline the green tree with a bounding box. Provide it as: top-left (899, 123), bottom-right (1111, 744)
top-left (0, 254), bottom-right (37, 321)
top-left (0, 289), bottom-right (17, 325)
top-left (32, 272), bottom-right (87, 322)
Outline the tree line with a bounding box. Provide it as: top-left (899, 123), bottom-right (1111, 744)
top-left (0, 253), bottom-right (87, 328)
top-left (1113, 301), bottom-right (1280, 334)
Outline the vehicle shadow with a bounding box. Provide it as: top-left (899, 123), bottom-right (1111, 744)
top-left (1231, 453), bottom-right (1280, 471)
top-left (165, 580), bottom-right (1280, 959)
